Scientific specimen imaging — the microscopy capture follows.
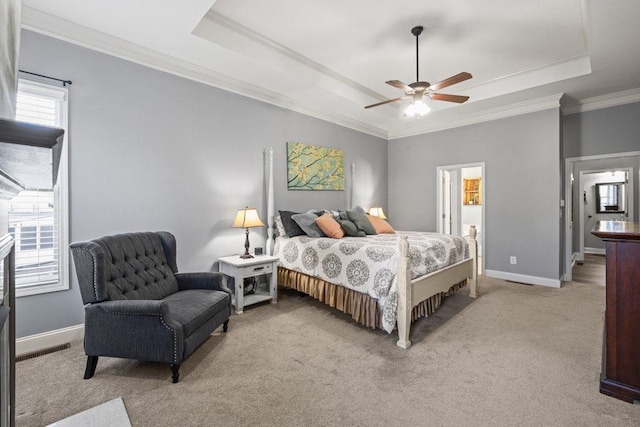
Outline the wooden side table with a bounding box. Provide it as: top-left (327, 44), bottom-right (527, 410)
top-left (218, 255), bottom-right (278, 314)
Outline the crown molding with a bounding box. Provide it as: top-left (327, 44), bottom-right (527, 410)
top-left (21, 7), bottom-right (388, 139)
top-left (388, 93), bottom-right (564, 140)
top-left (562, 88), bottom-right (640, 115)
top-left (26, 7), bottom-right (632, 141)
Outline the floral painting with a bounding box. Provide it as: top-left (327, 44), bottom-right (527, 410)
top-left (287, 142), bottom-right (345, 190)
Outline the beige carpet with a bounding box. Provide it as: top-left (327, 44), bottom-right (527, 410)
top-left (16, 277), bottom-right (639, 426)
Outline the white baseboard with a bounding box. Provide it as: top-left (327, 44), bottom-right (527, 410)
top-left (484, 269), bottom-right (562, 288)
top-left (584, 247), bottom-right (606, 255)
top-left (574, 252), bottom-right (584, 262)
top-left (16, 324), bottom-right (84, 357)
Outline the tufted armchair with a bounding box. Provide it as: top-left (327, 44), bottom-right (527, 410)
top-left (70, 231), bottom-right (232, 383)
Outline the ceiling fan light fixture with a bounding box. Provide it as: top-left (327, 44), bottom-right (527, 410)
top-left (404, 97), bottom-right (431, 118)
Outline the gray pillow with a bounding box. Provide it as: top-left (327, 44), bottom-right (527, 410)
top-left (346, 210), bottom-right (377, 235)
top-left (352, 205), bottom-right (366, 214)
top-left (278, 210), bottom-right (306, 237)
top-left (337, 219), bottom-right (366, 237)
top-left (292, 213), bottom-right (326, 238)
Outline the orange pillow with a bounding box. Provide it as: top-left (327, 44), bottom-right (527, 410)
top-left (315, 213), bottom-right (344, 239)
top-left (367, 215), bottom-right (395, 234)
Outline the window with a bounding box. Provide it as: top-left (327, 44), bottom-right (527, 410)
top-left (7, 80), bottom-right (69, 296)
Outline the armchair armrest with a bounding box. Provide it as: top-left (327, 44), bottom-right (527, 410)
top-left (84, 299), bottom-right (184, 364)
top-left (174, 272), bottom-right (232, 315)
top-left (175, 272), bottom-right (230, 293)
top-left (96, 299), bottom-right (169, 316)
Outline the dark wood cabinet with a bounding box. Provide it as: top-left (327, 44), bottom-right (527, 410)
top-left (0, 118), bottom-right (64, 426)
top-left (591, 221), bottom-right (640, 403)
top-left (0, 234), bottom-right (16, 427)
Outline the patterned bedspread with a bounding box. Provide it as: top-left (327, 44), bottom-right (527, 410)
top-left (274, 231), bottom-right (469, 333)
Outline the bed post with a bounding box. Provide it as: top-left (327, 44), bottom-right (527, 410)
top-left (468, 225), bottom-right (478, 298)
top-left (396, 235), bottom-right (412, 349)
top-left (266, 147), bottom-right (275, 256)
top-left (349, 163), bottom-right (356, 209)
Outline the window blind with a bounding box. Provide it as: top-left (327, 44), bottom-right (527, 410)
top-left (8, 84), bottom-right (63, 289)
top-left (8, 190), bottom-right (58, 286)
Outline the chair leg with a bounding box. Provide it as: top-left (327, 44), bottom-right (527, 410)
top-left (84, 356), bottom-right (99, 379)
top-left (223, 320), bottom-right (229, 332)
top-left (170, 363), bottom-right (180, 383)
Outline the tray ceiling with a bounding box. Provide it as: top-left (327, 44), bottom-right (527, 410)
top-left (21, 0), bottom-right (640, 139)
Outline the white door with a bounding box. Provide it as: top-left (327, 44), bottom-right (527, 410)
top-left (437, 163), bottom-right (485, 274)
top-left (441, 170), bottom-right (459, 235)
top-left (443, 170), bottom-right (451, 234)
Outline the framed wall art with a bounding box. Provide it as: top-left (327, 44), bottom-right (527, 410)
top-left (286, 142), bottom-right (344, 190)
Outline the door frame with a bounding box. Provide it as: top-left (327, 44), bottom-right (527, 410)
top-left (437, 162), bottom-right (485, 273)
top-left (563, 151), bottom-right (640, 281)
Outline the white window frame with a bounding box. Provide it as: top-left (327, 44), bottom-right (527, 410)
top-left (14, 79), bottom-right (69, 297)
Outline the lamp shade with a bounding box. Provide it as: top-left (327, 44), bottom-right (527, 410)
top-left (232, 207), bottom-right (265, 228)
top-left (369, 207), bottom-right (387, 220)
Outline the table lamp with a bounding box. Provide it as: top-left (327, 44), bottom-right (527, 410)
top-left (368, 207), bottom-right (387, 219)
top-left (232, 207), bottom-right (265, 259)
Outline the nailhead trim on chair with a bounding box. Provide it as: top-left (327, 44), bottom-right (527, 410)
top-left (71, 246), bottom-right (101, 301)
top-left (99, 307), bottom-right (178, 364)
top-left (160, 317), bottom-right (178, 364)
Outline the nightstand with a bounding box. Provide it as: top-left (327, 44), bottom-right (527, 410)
top-left (218, 255), bottom-right (278, 314)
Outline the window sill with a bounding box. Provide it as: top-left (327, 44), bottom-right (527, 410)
top-left (16, 281), bottom-right (69, 298)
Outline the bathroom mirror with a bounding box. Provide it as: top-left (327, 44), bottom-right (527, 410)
top-left (595, 182), bottom-right (626, 214)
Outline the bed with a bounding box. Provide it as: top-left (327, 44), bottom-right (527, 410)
top-left (264, 149), bottom-right (477, 348)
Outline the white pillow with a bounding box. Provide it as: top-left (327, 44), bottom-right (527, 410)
top-left (274, 215), bottom-right (287, 237)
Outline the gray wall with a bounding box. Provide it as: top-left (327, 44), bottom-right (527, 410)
top-left (389, 109), bottom-right (562, 281)
top-left (564, 102), bottom-right (640, 159)
top-left (564, 102), bottom-right (640, 255)
top-left (15, 30), bottom-right (387, 337)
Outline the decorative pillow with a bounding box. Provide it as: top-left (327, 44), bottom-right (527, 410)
top-left (274, 216), bottom-right (287, 237)
top-left (337, 210), bottom-right (349, 220)
top-left (315, 213), bottom-right (344, 239)
top-left (278, 210), bottom-right (306, 237)
top-left (338, 219), bottom-right (366, 237)
top-left (367, 215), bottom-right (395, 234)
top-left (292, 213), bottom-right (327, 238)
top-left (352, 205), bottom-right (366, 214)
top-left (346, 210), bottom-right (377, 235)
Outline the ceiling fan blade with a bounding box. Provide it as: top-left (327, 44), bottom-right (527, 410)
top-left (429, 93), bottom-right (469, 103)
top-left (386, 80), bottom-right (414, 92)
top-left (364, 96), bottom-right (407, 109)
top-left (429, 72), bottom-right (472, 91)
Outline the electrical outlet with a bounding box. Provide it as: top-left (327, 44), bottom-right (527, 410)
top-left (510, 256), bottom-right (517, 265)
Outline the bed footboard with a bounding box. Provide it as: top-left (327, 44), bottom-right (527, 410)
top-left (396, 230), bottom-right (478, 349)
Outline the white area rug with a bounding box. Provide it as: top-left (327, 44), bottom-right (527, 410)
top-left (47, 397), bottom-right (131, 427)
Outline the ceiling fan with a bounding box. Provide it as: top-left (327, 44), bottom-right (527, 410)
top-left (365, 26), bottom-right (472, 115)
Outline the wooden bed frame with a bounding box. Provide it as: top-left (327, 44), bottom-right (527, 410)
top-left (264, 148), bottom-right (478, 348)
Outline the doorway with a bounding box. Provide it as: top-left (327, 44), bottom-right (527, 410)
top-left (437, 162), bottom-right (485, 273)
top-left (563, 151), bottom-right (640, 281)
top-left (579, 169), bottom-right (633, 258)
